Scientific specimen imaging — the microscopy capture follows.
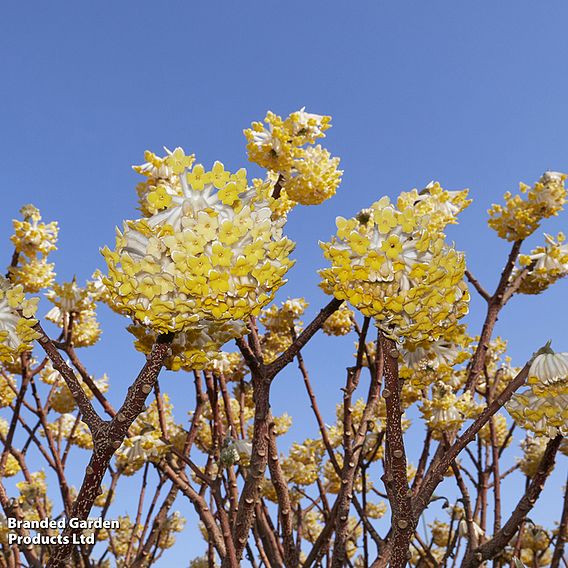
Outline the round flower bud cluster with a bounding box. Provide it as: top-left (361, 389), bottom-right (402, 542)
top-left (9, 205), bottom-right (58, 292)
top-left (281, 439), bottom-right (324, 486)
top-left (1, 454), bottom-right (21, 478)
top-left (46, 280), bottom-right (93, 314)
top-left (516, 232), bottom-right (568, 294)
top-left (322, 305), bottom-right (354, 336)
top-left (420, 382), bottom-right (481, 439)
top-left (244, 108), bottom-right (342, 207)
top-left (518, 435), bottom-right (549, 477)
top-left (0, 277), bottom-right (39, 364)
top-left (45, 414), bottom-right (93, 449)
top-left (298, 510), bottom-right (324, 544)
top-left (507, 348), bottom-right (568, 437)
top-left (126, 395), bottom-right (187, 455)
top-left (97, 516), bottom-right (142, 560)
top-left (93, 485), bottom-right (112, 508)
top-left (518, 526), bottom-right (552, 567)
top-left (190, 555), bottom-right (218, 568)
top-left (49, 373), bottom-right (108, 415)
top-left (258, 298), bottom-right (308, 363)
top-left (156, 511), bottom-right (186, 551)
top-left (488, 171), bottom-right (567, 241)
top-left (398, 346), bottom-right (465, 393)
top-left (319, 193), bottom-right (469, 344)
top-left (430, 520), bottom-right (451, 547)
top-left (478, 413), bottom-right (510, 447)
top-left (115, 429), bottom-right (169, 475)
top-left (259, 298), bottom-right (308, 333)
top-left (115, 394), bottom-right (186, 475)
top-left (193, 396), bottom-right (254, 454)
top-left (103, 154), bottom-right (295, 336)
top-left (204, 350), bottom-right (246, 382)
top-left (0, 373), bottom-right (16, 408)
top-left (45, 279), bottom-right (102, 347)
top-left (365, 501), bottom-right (387, 520)
top-left (16, 471), bottom-right (51, 520)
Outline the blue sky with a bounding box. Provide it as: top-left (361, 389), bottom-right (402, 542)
top-left (1, 2), bottom-right (567, 565)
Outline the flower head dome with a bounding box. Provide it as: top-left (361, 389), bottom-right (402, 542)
top-left (516, 232), bottom-right (568, 294)
top-left (488, 171), bottom-right (567, 241)
top-left (0, 277), bottom-right (39, 363)
top-left (9, 205), bottom-right (58, 292)
top-left (102, 156), bottom-right (295, 334)
top-left (506, 344), bottom-right (568, 437)
top-left (244, 109), bottom-right (341, 209)
top-left (319, 192), bottom-right (470, 344)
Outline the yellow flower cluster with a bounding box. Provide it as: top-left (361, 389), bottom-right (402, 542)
top-left (204, 350), bottom-right (246, 382)
top-left (114, 397), bottom-right (186, 475)
top-left (244, 109), bottom-right (342, 207)
top-left (0, 373), bottom-right (16, 407)
top-left (0, 277), bottom-right (39, 363)
top-left (16, 471), bottom-right (51, 520)
top-left (1, 454), bottom-right (21, 477)
top-left (9, 205), bottom-right (58, 292)
top-left (366, 501), bottom-right (387, 519)
top-left (488, 171), bottom-right (567, 241)
top-left (115, 429), bottom-right (169, 475)
top-left (319, 193), bottom-right (469, 344)
top-left (517, 232), bottom-right (568, 294)
top-left (408, 546), bottom-right (445, 567)
top-left (420, 382), bottom-right (481, 439)
top-left (156, 511), bottom-right (185, 550)
top-left (131, 395), bottom-right (187, 452)
top-left (41, 363), bottom-right (108, 414)
top-left (44, 279), bottom-right (103, 347)
top-left (430, 520), bottom-right (451, 547)
top-left (281, 439), bottom-right (324, 485)
top-left (93, 485), bottom-right (112, 508)
top-left (298, 510), bottom-right (324, 544)
top-left (508, 390), bottom-right (568, 437)
top-left (190, 556), bottom-right (218, 568)
top-left (507, 349), bottom-right (568, 437)
top-left (322, 304), bottom-right (354, 336)
top-left (192, 396), bottom-right (254, 454)
top-left (103, 154), bottom-right (295, 336)
top-left (284, 145), bottom-right (342, 205)
top-left (518, 526), bottom-right (552, 567)
top-left (45, 414), bottom-right (93, 449)
top-left (258, 298), bottom-right (308, 363)
top-left (259, 298), bottom-right (308, 333)
top-left (46, 280), bottom-right (93, 314)
top-left (518, 435), bottom-right (549, 477)
top-left (478, 413), bottom-right (510, 447)
top-left (97, 515), bottom-right (142, 559)
top-left (9, 258), bottom-right (55, 294)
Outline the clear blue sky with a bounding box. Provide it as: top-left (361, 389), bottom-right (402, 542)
top-left (1, 2), bottom-right (567, 565)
